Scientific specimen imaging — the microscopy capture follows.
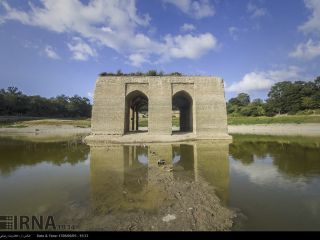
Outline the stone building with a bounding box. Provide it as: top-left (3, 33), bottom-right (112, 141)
top-left (85, 76), bottom-right (231, 143)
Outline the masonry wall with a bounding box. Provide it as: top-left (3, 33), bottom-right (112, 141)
top-left (194, 78), bottom-right (228, 137)
top-left (91, 76), bottom-right (228, 137)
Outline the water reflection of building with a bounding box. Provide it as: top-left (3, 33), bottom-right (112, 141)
top-left (195, 142), bottom-right (230, 204)
top-left (89, 142), bottom-right (230, 213)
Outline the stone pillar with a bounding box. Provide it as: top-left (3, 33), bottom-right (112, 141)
top-left (148, 78), bottom-right (172, 135)
top-left (130, 107), bottom-right (134, 131)
top-left (135, 111), bottom-right (139, 131)
top-left (180, 108), bottom-right (186, 131)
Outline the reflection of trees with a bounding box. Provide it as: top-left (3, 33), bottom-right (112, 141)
top-left (230, 140), bottom-right (320, 177)
top-left (0, 137), bottom-right (89, 175)
top-left (229, 143), bottom-right (254, 165)
top-left (272, 143), bottom-right (320, 177)
top-left (230, 141), bottom-right (271, 165)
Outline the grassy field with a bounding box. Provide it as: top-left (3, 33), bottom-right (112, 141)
top-left (228, 115), bottom-right (320, 125)
top-left (142, 115), bottom-right (320, 126)
top-left (232, 134), bottom-right (320, 148)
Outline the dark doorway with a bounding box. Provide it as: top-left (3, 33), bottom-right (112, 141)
top-left (172, 91), bottom-right (193, 132)
top-left (125, 91), bottom-right (148, 133)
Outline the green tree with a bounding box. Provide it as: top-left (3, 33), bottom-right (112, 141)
top-left (243, 99), bottom-right (266, 116)
top-left (229, 93), bottom-right (250, 107)
top-left (266, 79), bottom-right (320, 114)
top-left (68, 95), bottom-right (91, 118)
top-left (0, 87), bottom-right (92, 118)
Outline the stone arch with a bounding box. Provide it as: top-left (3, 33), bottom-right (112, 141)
top-left (125, 90), bottom-right (149, 133)
top-left (172, 90), bottom-right (193, 132)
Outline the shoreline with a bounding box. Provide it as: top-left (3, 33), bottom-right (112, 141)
top-left (1, 123), bottom-right (320, 137)
top-left (228, 123), bottom-right (320, 136)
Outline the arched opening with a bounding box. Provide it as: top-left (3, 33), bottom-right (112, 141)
top-left (125, 90), bottom-right (148, 133)
top-left (172, 91), bottom-right (193, 133)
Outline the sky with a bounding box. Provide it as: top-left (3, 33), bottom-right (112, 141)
top-left (0, 0), bottom-right (320, 101)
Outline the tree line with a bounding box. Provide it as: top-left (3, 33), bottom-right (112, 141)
top-left (0, 87), bottom-right (91, 118)
top-left (227, 76), bottom-right (320, 116)
top-left (1, 75), bottom-right (319, 118)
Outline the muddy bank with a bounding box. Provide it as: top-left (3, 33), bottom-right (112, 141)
top-left (52, 163), bottom-right (235, 231)
top-left (2, 124), bottom-right (320, 137)
top-left (0, 124), bottom-right (90, 134)
top-left (0, 125), bottom-right (90, 142)
top-left (228, 123), bottom-right (320, 136)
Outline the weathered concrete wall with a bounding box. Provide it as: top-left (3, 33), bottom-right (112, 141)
top-left (91, 76), bottom-right (229, 140)
top-left (194, 78), bottom-right (228, 137)
top-left (91, 77), bottom-right (125, 135)
top-left (148, 79), bottom-right (172, 135)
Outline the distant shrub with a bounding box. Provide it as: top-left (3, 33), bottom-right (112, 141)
top-left (170, 72), bottom-right (182, 76)
top-left (146, 70), bottom-right (157, 76)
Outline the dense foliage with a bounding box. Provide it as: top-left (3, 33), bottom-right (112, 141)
top-left (227, 76), bottom-right (320, 117)
top-left (0, 87), bottom-right (91, 118)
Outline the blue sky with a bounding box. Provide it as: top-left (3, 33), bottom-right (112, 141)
top-left (0, 0), bottom-right (320, 101)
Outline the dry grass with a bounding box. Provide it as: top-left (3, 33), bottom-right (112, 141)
top-left (23, 119), bottom-right (91, 127)
top-left (0, 117), bottom-right (91, 128)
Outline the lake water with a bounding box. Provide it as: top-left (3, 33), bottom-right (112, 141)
top-left (0, 135), bottom-right (319, 231)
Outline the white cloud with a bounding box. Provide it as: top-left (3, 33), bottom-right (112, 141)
top-left (230, 157), bottom-right (308, 190)
top-left (299, 0), bottom-right (320, 34)
top-left (180, 23), bottom-right (196, 32)
top-left (44, 45), bottom-right (60, 59)
top-left (290, 39), bottom-right (320, 60)
top-left (247, 2), bottom-right (267, 18)
top-left (0, 0), bottom-right (218, 65)
top-left (228, 26), bottom-right (248, 40)
top-left (163, 0), bottom-right (214, 19)
top-left (163, 33), bottom-right (217, 60)
top-left (226, 66), bottom-right (303, 93)
top-left (67, 37), bottom-right (97, 61)
top-left (128, 53), bottom-right (149, 67)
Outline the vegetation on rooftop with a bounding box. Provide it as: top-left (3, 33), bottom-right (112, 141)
top-left (99, 70), bottom-right (183, 76)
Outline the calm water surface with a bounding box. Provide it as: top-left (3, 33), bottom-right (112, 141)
top-left (0, 135), bottom-right (319, 230)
